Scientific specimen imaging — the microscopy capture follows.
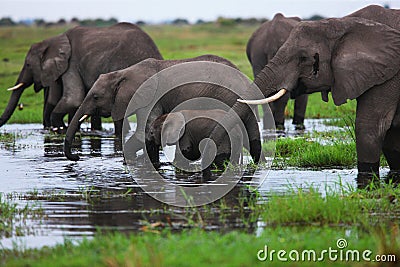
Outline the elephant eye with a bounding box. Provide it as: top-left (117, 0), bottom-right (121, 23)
top-left (93, 94), bottom-right (99, 101)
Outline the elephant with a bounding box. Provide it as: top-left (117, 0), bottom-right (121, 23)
top-left (63, 54), bottom-right (261, 165)
top-left (1, 22), bottom-right (162, 131)
top-left (226, 6), bottom-right (400, 186)
top-left (246, 13), bottom-right (308, 131)
top-left (147, 109), bottom-right (243, 175)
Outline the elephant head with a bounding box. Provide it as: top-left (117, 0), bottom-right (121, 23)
top-left (63, 60), bottom-right (156, 161)
top-left (223, 15), bottom-right (400, 181)
top-left (0, 34), bottom-right (71, 127)
top-left (148, 113), bottom-right (186, 147)
top-left (239, 16), bottom-right (400, 106)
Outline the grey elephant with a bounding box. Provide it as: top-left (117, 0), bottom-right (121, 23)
top-left (64, 54), bottom-right (261, 164)
top-left (216, 5), bottom-right (400, 186)
top-left (147, 109), bottom-right (243, 175)
top-left (1, 22), bottom-right (162, 131)
top-left (246, 13), bottom-right (308, 131)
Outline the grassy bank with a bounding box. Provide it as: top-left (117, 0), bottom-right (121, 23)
top-left (267, 128), bottom-right (388, 169)
top-left (0, 24), bottom-right (356, 124)
top-left (2, 184), bottom-right (399, 266)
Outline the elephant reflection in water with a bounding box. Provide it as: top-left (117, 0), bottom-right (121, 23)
top-left (44, 135), bottom-right (121, 158)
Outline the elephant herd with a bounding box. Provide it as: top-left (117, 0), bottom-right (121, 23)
top-left (2, 5), bottom-right (400, 185)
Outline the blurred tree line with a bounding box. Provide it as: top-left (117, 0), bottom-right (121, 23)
top-left (0, 14), bottom-right (329, 27)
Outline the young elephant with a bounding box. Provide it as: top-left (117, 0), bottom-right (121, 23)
top-left (64, 54), bottom-right (261, 164)
top-left (147, 109), bottom-right (243, 175)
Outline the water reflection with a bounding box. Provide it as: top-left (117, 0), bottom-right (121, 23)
top-left (0, 122), bottom-right (363, 249)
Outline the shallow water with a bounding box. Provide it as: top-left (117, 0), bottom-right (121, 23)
top-left (0, 120), bottom-right (387, 249)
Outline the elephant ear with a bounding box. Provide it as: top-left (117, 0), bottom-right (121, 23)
top-left (331, 19), bottom-right (400, 105)
top-left (41, 34), bottom-right (71, 87)
top-left (162, 112), bottom-right (186, 145)
top-left (112, 63), bottom-right (158, 121)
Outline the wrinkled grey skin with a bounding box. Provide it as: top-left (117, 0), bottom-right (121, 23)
top-left (147, 109), bottom-right (243, 174)
top-left (64, 55), bottom-right (260, 163)
top-left (211, 5), bottom-right (400, 186)
top-left (246, 13), bottom-right (308, 130)
top-left (1, 23), bottom-right (162, 130)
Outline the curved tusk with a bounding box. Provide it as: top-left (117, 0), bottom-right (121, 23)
top-left (79, 114), bottom-right (89, 122)
top-left (7, 83), bottom-right (24, 91)
top-left (237, 89), bottom-right (287, 105)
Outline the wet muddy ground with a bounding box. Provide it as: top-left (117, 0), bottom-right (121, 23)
top-left (0, 120), bottom-right (386, 249)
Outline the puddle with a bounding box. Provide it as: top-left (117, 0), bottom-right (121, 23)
top-left (0, 120), bottom-right (385, 249)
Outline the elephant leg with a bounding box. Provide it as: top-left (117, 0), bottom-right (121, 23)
top-left (125, 107), bottom-right (162, 161)
top-left (268, 92), bottom-right (289, 130)
top-left (52, 71), bottom-right (85, 129)
top-left (50, 113), bottom-right (67, 129)
top-left (293, 94), bottom-right (308, 130)
top-left (145, 139), bottom-right (160, 167)
top-left (114, 118), bottom-right (131, 137)
top-left (43, 103), bottom-right (55, 129)
top-left (355, 85), bottom-right (400, 188)
top-left (90, 115), bottom-right (102, 131)
top-left (245, 112), bottom-right (262, 164)
top-left (382, 127), bottom-right (400, 183)
top-left (114, 119), bottom-right (123, 138)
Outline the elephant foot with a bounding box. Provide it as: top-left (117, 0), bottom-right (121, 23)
top-left (124, 135), bottom-right (143, 160)
top-left (51, 113), bottom-right (66, 129)
top-left (202, 167), bottom-right (212, 179)
top-left (51, 126), bottom-right (67, 134)
top-left (385, 170), bottom-right (400, 186)
top-left (213, 153), bottom-right (230, 170)
top-left (249, 140), bottom-right (262, 164)
top-left (292, 115), bottom-right (305, 126)
top-left (357, 161), bottom-right (380, 189)
top-left (294, 123), bottom-right (305, 131)
top-left (356, 172), bottom-right (380, 190)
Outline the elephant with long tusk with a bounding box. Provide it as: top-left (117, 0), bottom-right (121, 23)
top-left (1, 22), bottom-right (162, 131)
top-left (207, 5), bottom-right (400, 187)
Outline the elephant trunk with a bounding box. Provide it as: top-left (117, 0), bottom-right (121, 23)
top-left (0, 64), bottom-right (35, 127)
top-left (202, 102), bottom-right (255, 169)
top-left (64, 105), bottom-right (88, 161)
top-left (0, 83), bottom-right (30, 127)
top-left (203, 63), bottom-right (281, 167)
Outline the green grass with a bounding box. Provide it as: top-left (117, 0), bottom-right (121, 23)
top-left (0, 194), bottom-right (44, 238)
top-left (265, 128), bottom-right (388, 169)
top-left (2, 183), bottom-right (400, 266)
top-left (1, 228), bottom-right (397, 267)
top-left (0, 24), bottom-right (356, 124)
top-left (268, 132), bottom-right (357, 169)
top-left (262, 183), bottom-right (400, 226)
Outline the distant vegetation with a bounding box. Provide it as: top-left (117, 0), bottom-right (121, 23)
top-left (0, 14), bottom-right (327, 27)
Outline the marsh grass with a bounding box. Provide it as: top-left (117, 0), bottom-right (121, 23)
top-left (270, 135), bottom-right (357, 169)
top-left (2, 183), bottom-right (400, 266)
top-left (0, 131), bottom-right (16, 142)
top-left (0, 194), bottom-right (44, 238)
top-left (262, 183), bottom-right (400, 226)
